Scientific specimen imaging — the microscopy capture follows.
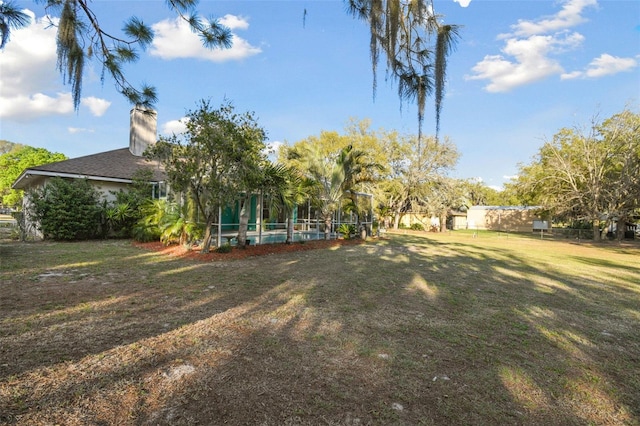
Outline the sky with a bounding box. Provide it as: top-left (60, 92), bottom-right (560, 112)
top-left (1, 0), bottom-right (639, 190)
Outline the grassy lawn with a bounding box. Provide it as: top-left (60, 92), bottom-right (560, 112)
top-left (1, 232), bottom-right (639, 425)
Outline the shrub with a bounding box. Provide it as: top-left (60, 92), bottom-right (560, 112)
top-left (107, 169), bottom-right (155, 238)
top-left (338, 223), bottom-right (356, 239)
top-left (132, 223), bottom-right (161, 242)
top-left (27, 178), bottom-right (103, 240)
top-left (103, 202), bottom-right (135, 238)
top-left (134, 199), bottom-right (202, 245)
top-left (410, 223), bottom-right (425, 231)
top-left (216, 243), bottom-right (233, 253)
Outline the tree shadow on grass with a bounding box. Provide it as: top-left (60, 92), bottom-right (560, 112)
top-left (0, 235), bottom-right (638, 424)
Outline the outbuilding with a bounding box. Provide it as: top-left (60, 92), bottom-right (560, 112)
top-left (466, 206), bottom-right (546, 233)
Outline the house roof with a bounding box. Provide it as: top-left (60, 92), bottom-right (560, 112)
top-left (12, 148), bottom-right (166, 190)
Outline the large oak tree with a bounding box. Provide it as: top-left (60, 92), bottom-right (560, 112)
top-left (514, 109), bottom-right (640, 240)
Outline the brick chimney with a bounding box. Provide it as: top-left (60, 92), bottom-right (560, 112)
top-left (129, 106), bottom-right (157, 157)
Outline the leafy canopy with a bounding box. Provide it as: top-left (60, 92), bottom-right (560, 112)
top-left (513, 109), bottom-right (640, 238)
top-left (0, 145), bottom-right (67, 207)
top-left (146, 99), bottom-right (267, 252)
top-left (15, 0), bottom-right (232, 110)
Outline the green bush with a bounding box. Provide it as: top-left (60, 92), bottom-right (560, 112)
top-left (106, 169), bottom-right (155, 238)
top-left (132, 224), bottom-right (161, 242)
top-left (103, 201), bottom-right (135, 238)
top-left (410, 223), bottom-right (425, 231)
top-left (27, 178), bottom-right (103, 240)
top-left (338, 223), bottom-right (356, 239)
top-left (134, 199), bottom-right (202, 245)
top-left (216, 243), bottom-right (233, 253)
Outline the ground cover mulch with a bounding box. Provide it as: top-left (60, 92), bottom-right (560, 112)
top-left (132, 238), bottom-right (363, 261)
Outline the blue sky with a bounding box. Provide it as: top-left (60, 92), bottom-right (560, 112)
top-left (1, 0), bottom-right (638, 189)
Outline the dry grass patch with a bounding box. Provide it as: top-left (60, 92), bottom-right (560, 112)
top-left (0, 233), bottom-right (638, 425)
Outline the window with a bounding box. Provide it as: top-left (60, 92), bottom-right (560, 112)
top-left (152, 181), bottom-right (167, 199)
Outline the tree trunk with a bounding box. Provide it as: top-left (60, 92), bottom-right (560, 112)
top-left (592, 220), bottom-right (601, 241)
top-left (616, 216), bottom-right (626, 241)
top-left (237, 195), bottom-right (250, 248)
top-left (286, 214), bottom-right (294, 244)
top-left (439, 212), bottom-right (447, 232)
top-left (200, 216), bottom-right (215, 253)
top-left (350, 192), bottom-right (360, 229)
top-left (324, 214), bottom-right (332, 240)
top-left (393, 213), bottom-right (401, 230)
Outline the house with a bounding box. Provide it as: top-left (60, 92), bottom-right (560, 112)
top-left (12, 107), bottom-right (166, 200)
top-left (12, 107), bottom-right (167, 238)
top-left (447, 210), bottom-right (468, 230)
top-left (466, 206), bottom-right (546, 232)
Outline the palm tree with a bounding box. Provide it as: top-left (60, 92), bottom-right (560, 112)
top-left (263, 164), bottom-right (314, 244)
top-left (286, 143), bottom-right (341, 240)
top-left (160, 200), bottom-right (201, 246)
top-left (288, 144), bottom-right (381, 240)
top-left (339, 145), bottom-right (384, 232)
top-left (135, 198), bottom-right (201, 246)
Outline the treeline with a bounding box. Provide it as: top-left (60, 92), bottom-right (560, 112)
top-left (5, 102), bottom-right (637, 245)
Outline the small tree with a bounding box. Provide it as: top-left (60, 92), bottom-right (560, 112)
top-left (285, 142), bottom-right (345, 240)
top-left (147, 99), bottom-right (267, 253)
top-left (27, 177), bottom-right (103, 240)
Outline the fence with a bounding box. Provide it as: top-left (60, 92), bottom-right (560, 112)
top-left (209, 218), bottom-right (373, 247)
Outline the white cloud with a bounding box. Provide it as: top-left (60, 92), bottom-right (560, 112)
top-left (453, 0), bottom-right (472, 7)
top-left (150, 15), bottom-right (262, 61)
top-left (466, 0), bottom-right (597, 92)
top-left (562, 53), bottom-right (638, 79)
top-left (508, 0), bottom-right (596, 37)
top-left (81, 97), bottom-right (111, 117)
top-left (0, 92), bottom-right (74, 119)
top-left (263, 141), bottom-right (283, 159)
top-left (161, 117), bottom-right (189, 135)
top-left (467, 34), bottom-right (574, 92)
top-left (68, 127), bottom-right (95, 134)
top-left (219, 14), bottom-right (250, 30)
top-left (560, 70), bottom-right (583, 80)
top-left (584, 53), bottom-right (637, 77)
top-left (0, 10), bottom-right (68, 118)
top-left (0, 10), bottom-right (111, 119)
top-left (0, 10), bottom-right (56, 97)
